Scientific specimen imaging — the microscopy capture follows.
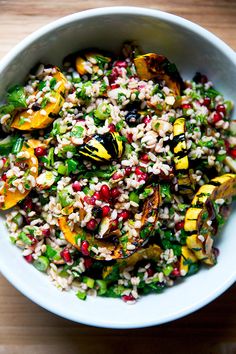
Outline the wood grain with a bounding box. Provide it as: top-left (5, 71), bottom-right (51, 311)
top-left (0, 1), bottom-right (236, 353)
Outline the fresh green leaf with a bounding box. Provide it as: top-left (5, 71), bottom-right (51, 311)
top-left (7, 85), bottom-right (27, 108)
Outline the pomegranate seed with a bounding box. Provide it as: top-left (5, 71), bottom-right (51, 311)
top-left (110, 219), bottom-right (119, 230)
top-left (171, 268), bottom-right (181, 277)
top-left (84, 257), bottom-right (93, 269)
top-left (86, 219), bottom-right (97, 231)
top-left (181, 103), bottom-right (192, 110)
top-left (102, 205), bottom-right (110, 217)
top-left (125, 167), bottom-right (132, 176)
top-left (2, 157), bottom-right (7, 165)
top-left (24, 254), bottom-right (33, 263)
top-left (202, 97), bottom-right (211, 106)
top-left (122, 294), bottom-right (135, 302)
top-left (84, 196), bottom-right (96, 205)
top-left (212, 112), bottom-right (222, 123)
top-left (81, 240), bottom-right (90, 256)
top-left (72, 181), bottom-right (82, 192)
top-left (112, 172), bottom-right (123, 180)
top-left (127, 133), bottom-right (133, 143)
top-left (229, 148), bottom-right (236, 159)
top-left (175, 221), bottom-right (184, 231)
top-left (60, 248), bottom-right (72, 263)
top-left (115, 60), bottom-right (127, 68)
top-left (109, 67), bottom-right (121, 83)
top-left (42, 228), bottom-right (50, 237)
top-left (35, 146), bottom-right (47, 157)
top-left (100, 184), bottom-right (110, 200)
top-left (108, 124), bottom-right (116, 132)
top-left (93, 191), bottom-right (101, 200)
top-left (147, 268), bottom-right (155, 277)
top-left (23, 199), bottom-right (33, 211)
top-left (143, 116), bottom-right (151, 125)
top-left (135, 166), bottom-right (145, 176)
top-left (110, 83), bottom-right (120, 89)
top-left (1, 173), bottom-right (7, 181)
top-left (216, 104), bottom-right (226, 117)
top-left (225, 140), bottom-right (230, 152)
top-left (138, 172), bottom-right (148, 181)
top-left (118, 210), bottom-right (129, 221)
top-left (110, 188), bottom-right (120, 199)
top-left (140, 153), bottom-right (149, 162)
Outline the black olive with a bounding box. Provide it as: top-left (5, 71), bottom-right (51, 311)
top-left (125, 109), bottom-right (141, 126)
top-left (92, 206), bottom-right (103, 219)
top-left (32, 103), bottom-right (41, 111)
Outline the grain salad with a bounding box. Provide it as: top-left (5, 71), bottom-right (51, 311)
top-left (0, 43), bottom-right (236, 303)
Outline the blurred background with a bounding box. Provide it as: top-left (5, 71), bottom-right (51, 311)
top-left (0, 1), bottom-right (236, 354)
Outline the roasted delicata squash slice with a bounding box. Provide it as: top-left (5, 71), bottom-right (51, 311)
top-left (11, 68), bottom-right (66, 131)
top-left (118, 244), bottom-right (162, 268)
top-left (102, 244), bottom-right (162, 279)
top-left (134, 53), bottom-right (183, 96)
top-left (184, 173), bottom-right (236, 265)
top-left (179, 246), bottom-right (198, 275)
top-left (0, 145), bottom-right (38, 210)
top-left (58, 186), bottom-right (160, 260)
top-left (75, 51), bottom-right (111, 75)
top-left (78, 132), bottom-right (124, 163)
top-left (173, 117), bottom-right (194, 195)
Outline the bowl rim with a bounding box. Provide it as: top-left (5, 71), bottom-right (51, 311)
top-left (0, 6), bottom-right (236, 329)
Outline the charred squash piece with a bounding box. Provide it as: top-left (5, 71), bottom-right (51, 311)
top-left (78, 132), bottom-right (124, 163)
top-left (184, 174), bottom-right (236, 265)
top-left (134, 53), bottom-right (183, 96)
top-left (58, 186), bottom-right (161, 260)
top-left (11, 68), bottom-right (66, 131)
top-left (0, 146), bottom-right (38, 210)
top-left (173, 117), bottom-right (194, 195)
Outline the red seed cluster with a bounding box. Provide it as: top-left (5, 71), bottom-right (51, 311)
top-left (35, 146), bottom-right (47, 157)
top-left (60, 248), bottom-right (72, 263)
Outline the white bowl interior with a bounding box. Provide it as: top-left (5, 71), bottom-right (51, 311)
top-left (0, 7), bottom-right (235, 328)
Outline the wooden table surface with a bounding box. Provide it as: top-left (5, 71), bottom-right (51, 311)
top-left (0, 1), bottom-right (236, 353)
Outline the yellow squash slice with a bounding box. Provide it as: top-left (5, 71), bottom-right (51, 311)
top-left (173, 117), bottom-right (194, 195)
top-left (58, 186), bottom-right (161, 260)
top-left (75, 51), bottom-right (111, 75)
top-left (184, 173), bottom-right (236, 265)
top-left (134, 53), bottom-right (183, 96)
top-left (11, 68), bottom-right (66, 131)
top-left (179, 246), bottom-right (198, 275)
top-left (0, 146), bottom-right (38, 210)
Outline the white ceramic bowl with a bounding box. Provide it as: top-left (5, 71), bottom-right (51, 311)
top-left (0, 7), bottom-right (235, 329)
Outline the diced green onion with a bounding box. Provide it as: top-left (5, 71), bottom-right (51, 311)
top-left (129, 191), bottom-right (140, 204)
top-left (96, 280), bottom-right (107, 295)
top-left (19, 231), bottom-right (32, 245)
top-left (82, 276), bottom-right (95, 289)
top-left (76, 290), bottom-right (87, 300)
top-left (11, 137), bottom-right (24, 154)
top-left (33, 256), bottom-right (49, 272)
top-left (94, 102), bottom-right (111, 121)
top-left (57, 164), bottom-right (67, 175)
top-left (163, 265), bottom-right (174, 276)
top-left (82, 186), bottom-right (93, 196)
top-left (12, 213), bottom-right (23, 226)
top-left (47, 147), bottom-right (54, 167)
top-left (67, 159), bottom-right (78, 174)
